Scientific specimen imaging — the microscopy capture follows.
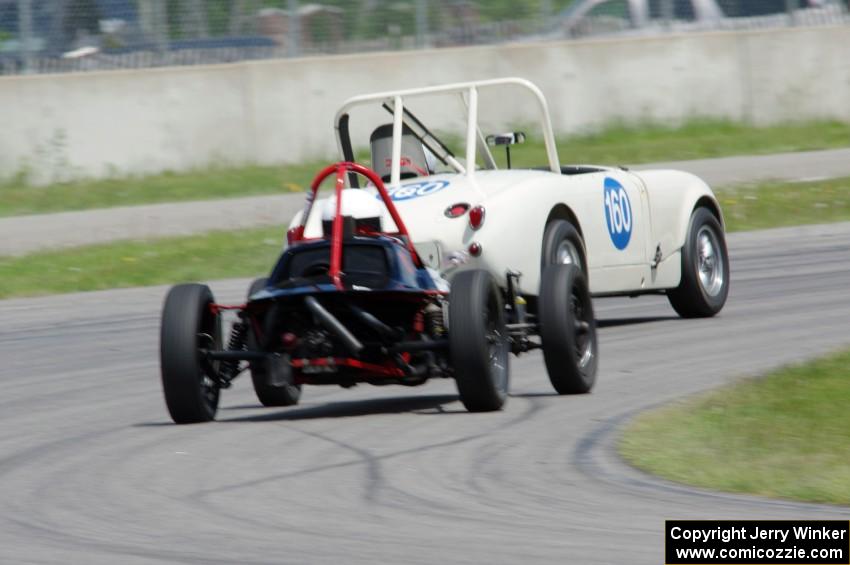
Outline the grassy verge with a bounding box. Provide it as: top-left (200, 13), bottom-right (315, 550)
top-left (0, 161), bottom-right (327, 218)
top-left (2, 119), bottom-right (849, 218)
top-left (1, 175), bottom-right (850, 300)
top-left (620, 348), bottom-right (850, 505)
top-left (507, 119), bottom-right (850, 169)
top-left (717, 176), bottom-right (850, 232)
top-left (0, 227), bottom-right (283, 299)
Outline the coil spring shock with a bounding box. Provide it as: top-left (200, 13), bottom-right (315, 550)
top-left (219, 321), bottom-right (248, 383)
top-left (424, 303), bottom-right (445, 338)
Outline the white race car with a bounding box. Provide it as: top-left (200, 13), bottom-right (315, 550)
top-left (294, 77), bottom-right (730, 320)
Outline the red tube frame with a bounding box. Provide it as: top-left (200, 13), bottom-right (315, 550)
top-left (291, 162), bottom-right (424, 289)
top-left (291, 357), bottom-right (406, 380)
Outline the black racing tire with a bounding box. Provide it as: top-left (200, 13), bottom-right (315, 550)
top-left (538, 264), bottom-right (598, 394)
top-left (541, 218), bottom-right (587, 274)
top-left (246, 277), bottom-right (301, 407)
top-left (667, 207), bottom-right (730, 318)
top-left (449, 269), bottom-right (510, 412)
top-left (160, 283), bottom-right (221, 424)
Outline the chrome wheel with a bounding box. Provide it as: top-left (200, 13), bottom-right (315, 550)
top-left (556, 239), bottom-right (581, 268)
top-left (667, 208), bottom-right (729, 318)
top-left (696, 226), bottom-right (724, 297)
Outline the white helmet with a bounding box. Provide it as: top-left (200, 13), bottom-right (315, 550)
top-left (321, 188), bottom-right (383, 235)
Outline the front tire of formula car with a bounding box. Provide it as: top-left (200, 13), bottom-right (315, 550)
top-left (246, 277), bottom-right (301, 408)
top-left (667, 207), bottom-right (730, 318)
top-left (449, 269), bottom-right (510, 412)
top-left (542, 219), bottom-right (586, 274)
top-left (539, 264), bottom-right (598, 394)
top-left (160, 283), bottom-right (221, 424)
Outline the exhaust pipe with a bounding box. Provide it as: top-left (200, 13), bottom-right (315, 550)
top-left (348, 304), bottom-right (398, 342)
top-left (304, 296), bottom-right (364, 356)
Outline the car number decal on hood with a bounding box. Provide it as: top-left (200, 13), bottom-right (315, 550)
top-left (383, 180), bottom-right (450, 201)
top-left (603, 177), bottom-right (632, 250)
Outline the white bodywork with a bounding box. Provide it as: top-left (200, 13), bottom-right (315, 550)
top-left (291, 78), bottom-right (723, 298)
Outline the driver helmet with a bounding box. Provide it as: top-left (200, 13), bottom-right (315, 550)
top-left (370, 124), bottom-right (435, 182)
top-left (321, 188), bottom-right (383, 236)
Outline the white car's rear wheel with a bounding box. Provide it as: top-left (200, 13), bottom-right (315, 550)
top-left (542, 219), bottom-right (586, 274)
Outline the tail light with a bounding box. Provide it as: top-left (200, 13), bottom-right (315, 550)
top-left (469, 206), bottom-right (486, 230)
top-left (445, 203), bottom-right (470, 218)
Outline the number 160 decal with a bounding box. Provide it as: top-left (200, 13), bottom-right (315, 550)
top-left (603, 177), bottom-right (632, 250)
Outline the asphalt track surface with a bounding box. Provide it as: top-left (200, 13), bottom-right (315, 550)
top-left (2, 222), bottom-right (849, 564)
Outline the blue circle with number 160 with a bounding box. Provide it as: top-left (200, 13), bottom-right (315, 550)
top-left (603, 177), bottom-right (632, 250)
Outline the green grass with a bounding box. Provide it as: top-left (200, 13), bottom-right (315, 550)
top-left (620, 348), bottom-right (850, 505)
top-left (490, 119), bottom-right (850, 170)
top-left (557, 119), bottom-right (850, 164)
top-left (2, 175), bottom-right (850, 300)
top-left (0, 227), bottom-right (284, 299)
top-left (718, 176), bottom-right (850, 232)
top-left (2, 119), bottom-right (849, 218)
top-left (0, 161), bottom-right (327, 218)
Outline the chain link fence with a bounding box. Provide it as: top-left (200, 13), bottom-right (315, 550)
top-left (1, 0), bottom-right (847, 75)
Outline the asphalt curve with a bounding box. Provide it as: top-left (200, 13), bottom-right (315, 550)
top-left (2, 223), bottom-right (849, 565)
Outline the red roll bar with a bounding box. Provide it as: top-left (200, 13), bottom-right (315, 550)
top-left (288, 162), bottom-right (423, 289)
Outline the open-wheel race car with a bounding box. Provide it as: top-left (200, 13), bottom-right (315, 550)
top-left (160, 161), bottom-right (597, 423)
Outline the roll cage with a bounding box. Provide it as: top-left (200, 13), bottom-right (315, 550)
top-left (287, 161), bottom-right (425, 289)
top-left (334, 77), bottom-right (561, 188)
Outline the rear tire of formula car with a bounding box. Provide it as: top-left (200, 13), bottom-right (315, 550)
top-left (246, 277), bottom-right (301, 407)
top-left (539, 264), bottom-right (598, 394)
top-left (449, 269), bottom-right (510, 412)
top-left (667, 207), bottom-right (730, 318)
top-left (160, 283), bottom-right (221, 424)
top-left (542, 219), bottom-right (587, 274)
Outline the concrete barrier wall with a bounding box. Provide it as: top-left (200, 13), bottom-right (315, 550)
top-left (2, 25), bottom-right (848, 183)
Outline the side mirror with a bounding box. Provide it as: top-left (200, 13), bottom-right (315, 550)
top-left (485, 132), bottom-right (526, 147)
top-left (485, 131), bottom-right (526, 169)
